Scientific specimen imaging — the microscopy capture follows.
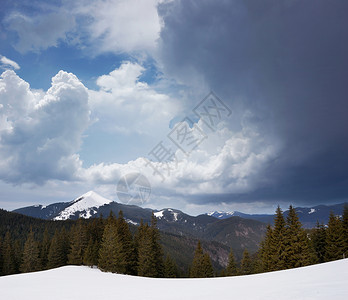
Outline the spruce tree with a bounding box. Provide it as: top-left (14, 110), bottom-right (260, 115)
top-left (98, 218), bottom-right (118, 272)
top-left (137, 214), bottom-right (164, 277)
top-left (310, 222), bottom-right (327, 263)
top-left (115, 211), bottom-right (137, 275)
top-left (2, 232), bottom-right (16, 275)
top-left (20, 230), bottom-right (41, 273)
top-left (202, 253), bottom-right (214, 277)
top-left (240, 249), bottom-right (253, 275)
top-left (325, 212), bottom-right (345, 261)
top-left (0, 236), bottom-right (3, 275)
top-left (259, 224), bottom-right (273, 272)
top-left (83, 238), bottom-right (99, 266)
top-left (270, 206), bottom-right (286, 270)
top-left (164, 255), bottom-right (178, 278)
top-left (226, 249), bottom-right (238, 276)
top-left (68, 219), bottom-right (87, 265)
top-left (283, 205), bottom-right (311, 268)
top-left (342, 204), bottom-right (348, 258)
top-left (190, 240), bottom-right (205, 278)
top-left (47, 229), bottom-right (69, 268)
top-left (39, 227), bottom-right (51, 269)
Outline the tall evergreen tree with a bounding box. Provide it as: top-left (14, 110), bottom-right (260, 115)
top-left (98, 216), bottom-right (118, 272)
top-left (20, 230), bottom-right (41, 273)
top-left (83, 238), bottom-right (99, 266)
top-left (115, 211), bottom-right (137, 275)
top-left (189, 241), bottom-right (214, 278)
top-left (258, 225), bottom-right (273, 272)
top-left (39, 227), bottom-right (51, 269)
top-left (2, 232), bottom-right (16, 275)
top-left (283, 205), bottom-right (311, 268)
top-left (137, 214), bottom-right (164, 277)
top-left (202, 253), bottom-right (214, 277)
top-left (342, 204), bottom-right (348, 258)
top-left (190, 240), bottom-right (204, 277)
top-left (325, 212), bottom-right (345, 261)
top-left (270, 206), bottom-right (287, 270)
top-left (47, 229), bottom-right (69, 269)
top-left (225, 249), bottom-right (238, 276)
top-left (240, 249), bottom-right (253, 275)
top-left (310, 222), bottom-right (327, 263)
top-left (164, 255), bottom-right (178, 278)
top-left (68, 219), bottom-right (88, 265)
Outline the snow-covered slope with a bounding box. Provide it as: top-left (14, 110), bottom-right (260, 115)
top-left (1, 259), bottom-right (347, 300)
top-left (53, 191), bottom-right (112, 220)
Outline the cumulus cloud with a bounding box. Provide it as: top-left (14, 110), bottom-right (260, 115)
top-left (0, 66), bottom-right (278, 210)
top-left (88, 61), bottom-right (179, 135)
top-left (5, 11), bottom-right (75, 53)
top-left (74, 0), bottom-right (162, 54)
top-left (3, 0), bottom-right (161, 55)
top-left (0, 69), bottom-right (89, 184)
top-left (0, 55), bottom-right (20, 70)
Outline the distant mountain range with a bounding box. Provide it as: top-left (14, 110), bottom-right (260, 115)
top-left (13, 191), bottom-right (266, 255)
top-left (207, 202), bottom-right (347, 228)
top-left (12, 191), bottom-right (347, 259)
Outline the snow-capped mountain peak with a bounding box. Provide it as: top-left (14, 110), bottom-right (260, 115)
top-left (54, 191), bottom-right (112, 221)
top-left (207, 211), bottom-right (236, 219)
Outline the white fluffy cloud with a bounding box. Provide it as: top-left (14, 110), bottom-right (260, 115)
top-left (0, 67), bottom-right (279, 209)
top-left (0, 69), bottom-right (89, 184)
top-left (89, 61), bottom-right (179, 135)
top-left (4, 0), bottom-right (162, 55)
top-left (75, 0), bottom-right (162, 54)
top-left (5, 12), bottom-right (75, 53)
top-left (0, 55), bottom-right (20, 70)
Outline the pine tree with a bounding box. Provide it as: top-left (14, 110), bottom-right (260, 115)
top-left (310, 222), bottom-right (327, 263)
top-left (98, 218), bottom-right (118, 272)
top-left (115, 211), bottom-right (137, 275)
top-left (47, 229), bottom-right (69, 269)
top-left (39, 227), bottom-right (51, 269)
top-left (226, 249), bottom-right (238, 276)
top-left (2, 232), bottom-right (16, 275)
top-left (283, 205), bottom-right (311, 268)
top-left (20, 230), bottom-right (41, 273)
top-left (270, 206), bottom-right (286, 270)
top-left (137, 214), bottom-right (164, 277)
top-left (342, 204), bottom-right (348, 258)
top-left (68, 219), bottom-right (87, 265)
top-left (0, 236), bottom-right (3, 275)
top-left (259, 224), bottom-right (273, 272)
top-left (325, 212), bottom-right (345, 261)
top-left (83, 238), bottom-right (99, 266)
top-left (190, 240), bottom-right (204, 278)
top-left (164, 255), bottom-right (178, 278)
top-left (240, 249), bottom-right (253, 275)
top-left (202, 253), bottom-right (214, 277)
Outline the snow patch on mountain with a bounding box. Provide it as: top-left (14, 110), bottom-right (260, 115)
top-left (53, 191), bottom-right (112, 220)
top-left (207, 211), bottom-right (235, 219)
top-left (154, 210), bottom-right (164, 219)
top-left (308, 208), bottom-right (316, 214)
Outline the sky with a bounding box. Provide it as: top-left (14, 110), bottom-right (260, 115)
top-left (0, 0), bottom-right (347, 215)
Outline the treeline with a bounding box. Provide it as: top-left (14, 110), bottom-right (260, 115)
top-left (0, 211), bottom-right (179, 277)
top-left (0, 205), bottom-right (347, 278)
top-left (214, 205), bottom-right (348, 276)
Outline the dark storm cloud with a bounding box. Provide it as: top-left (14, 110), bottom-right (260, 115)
top-left (158, 0), bottom-right (348, 205)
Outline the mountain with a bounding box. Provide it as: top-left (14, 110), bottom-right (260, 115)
top-left (13, 191), bottom-right (267, 256)
top-left (207, 202), bottom-right (347, 228)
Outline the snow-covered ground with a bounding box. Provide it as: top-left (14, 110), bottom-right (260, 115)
top-left (1, 259), bottom-right (347, 300)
